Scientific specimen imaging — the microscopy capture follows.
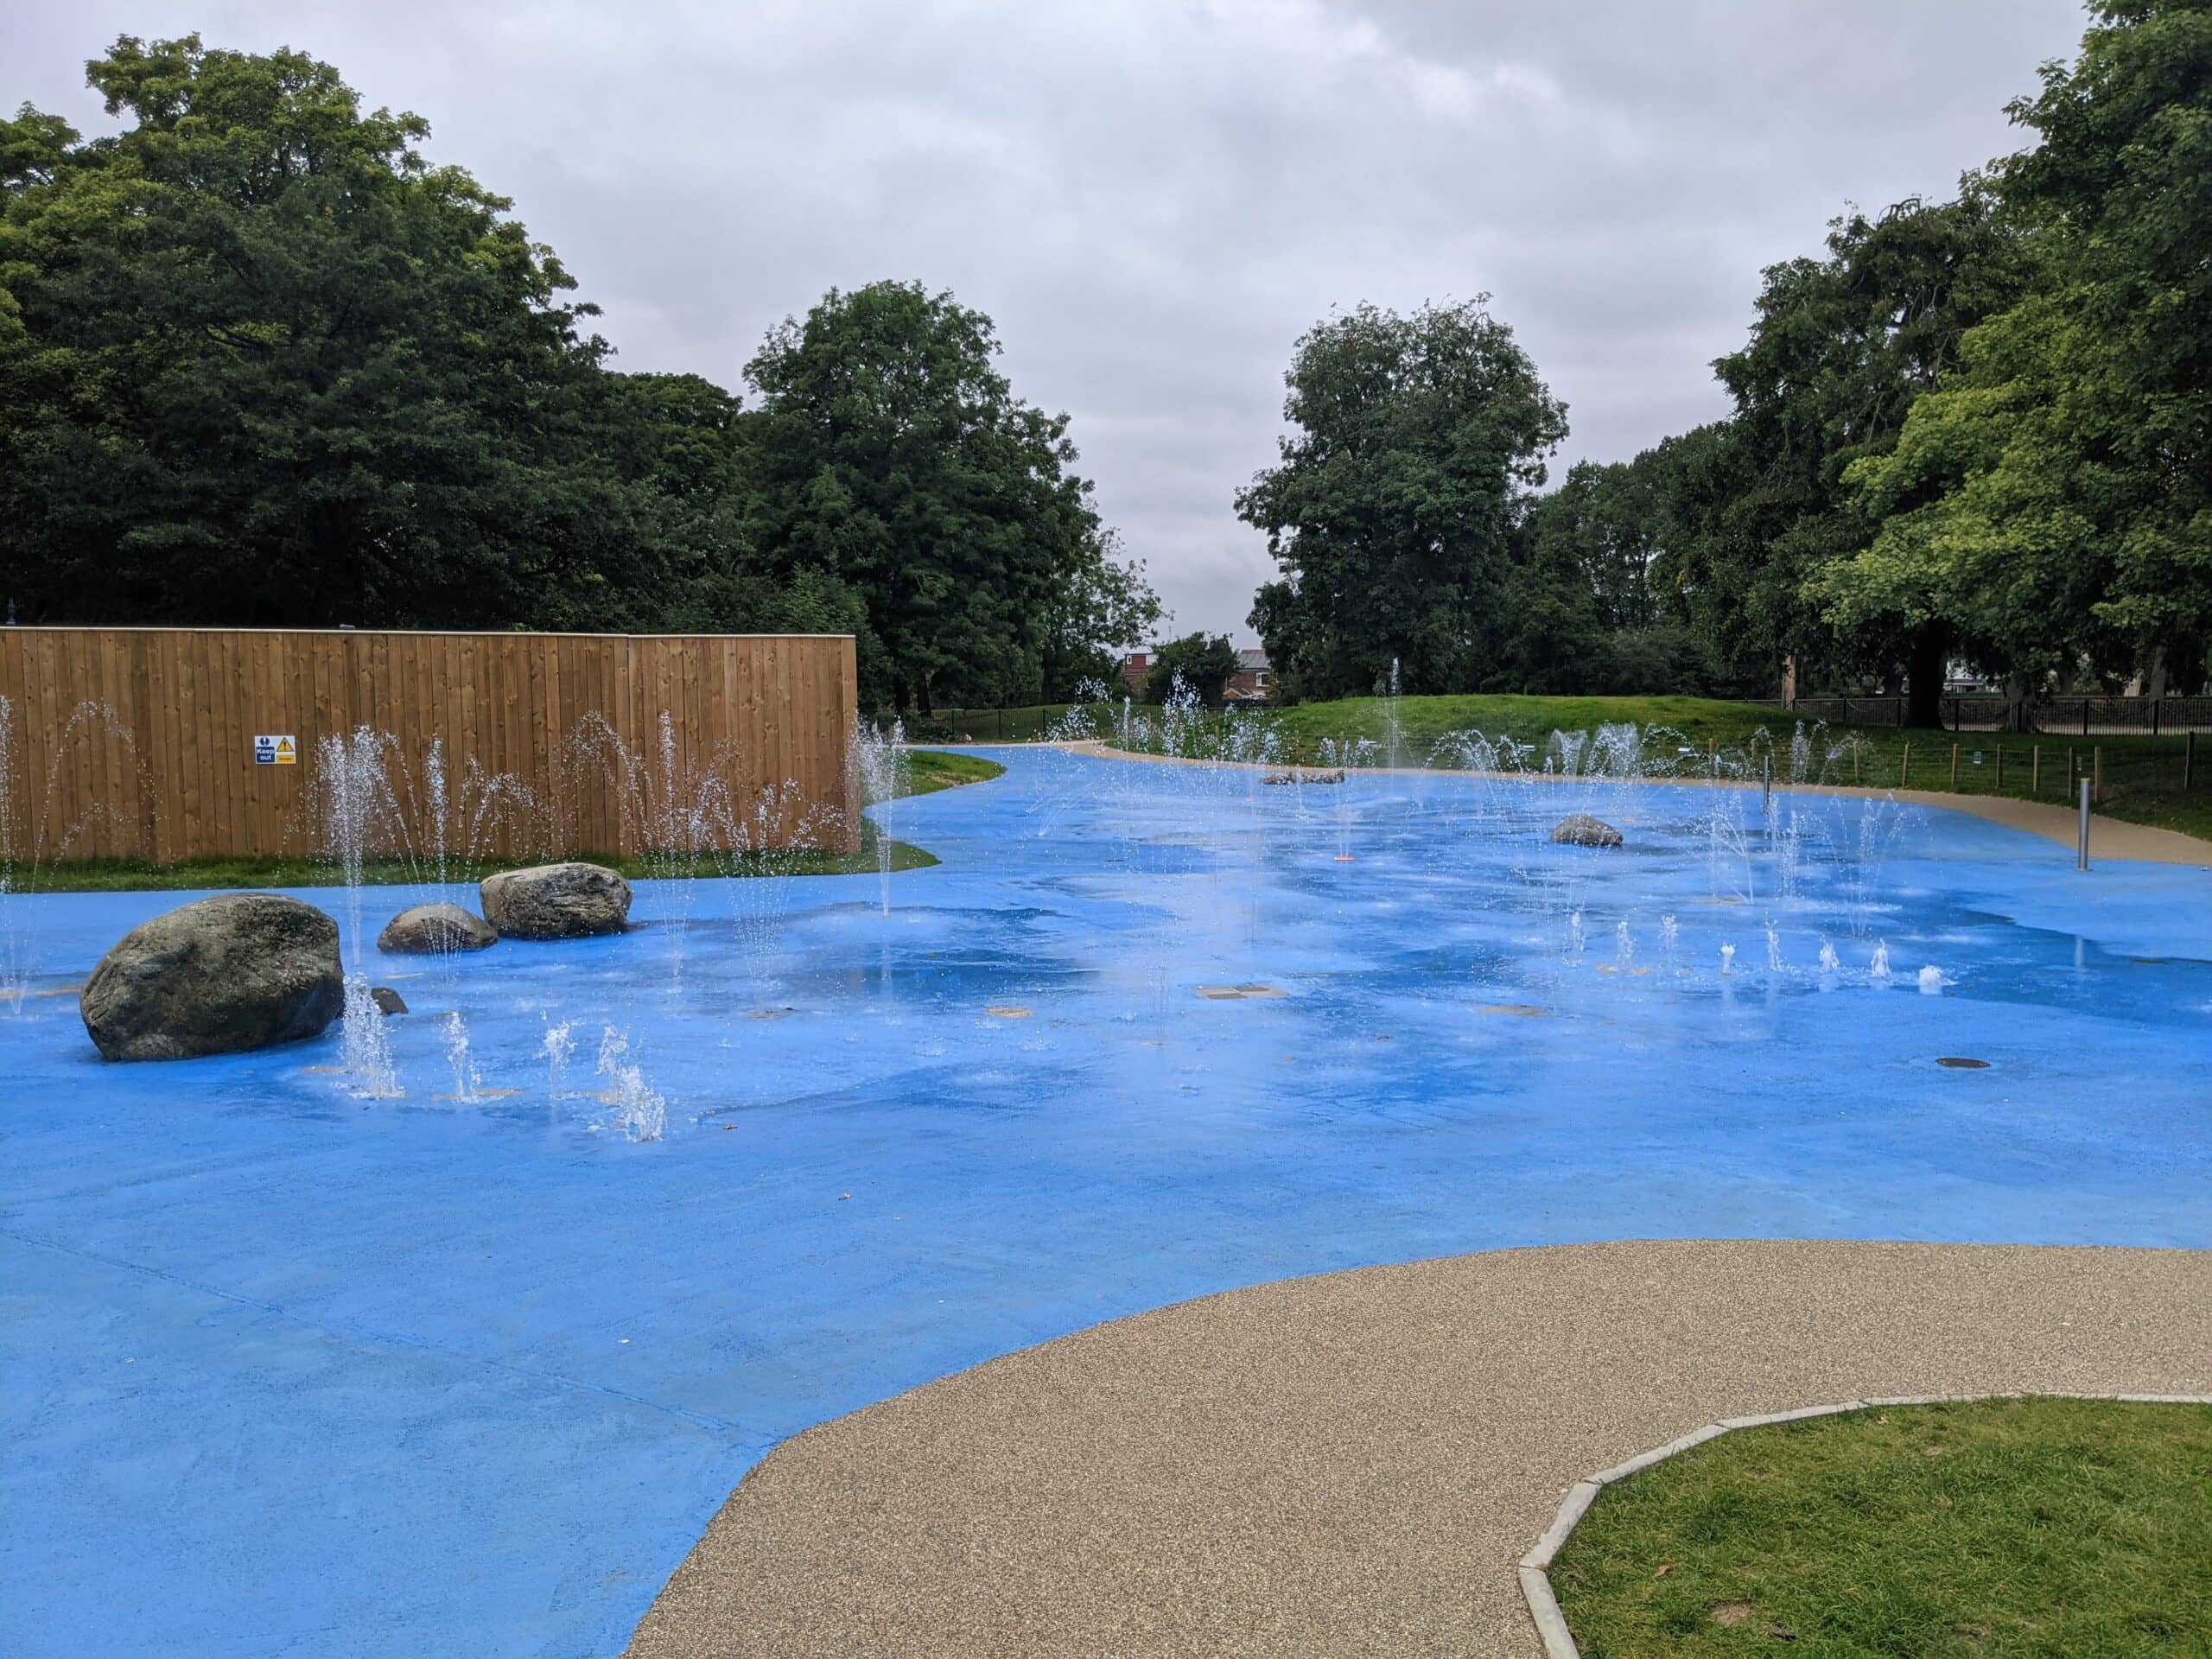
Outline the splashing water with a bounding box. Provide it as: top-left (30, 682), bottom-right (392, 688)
top-left (1918, 964), bottom-right (1946, 995)
top-left (337, 977), bottom-right (399, 1098)
top-left (442, 1011), bottom-right (481, 1103)
top-left (1870, 941), bottom-right (1892, 985)
top-left (596, 1025), bottom-right (666, 1142)
top-left (1818, 940), bottom-right (1841, 979)
top-left (1614, 920), bottom-right (1634, 969)
top-left (1567, 909), bottom-right (1586, 957)
top-left (848, 717), bottom-right (907, 916)
top-left (1378, 658), bottom-right (1404, 771)
top-left (1765, 923), bottom-right (1785, 976)
top-left (1719, 943), bottom-right (1737, 976)
top-left (319, 728), bottom-right (402, 1097)
top-left (0, 694), bottom-right (21, 1010)
top-left (541, 1016), bottom-right (575, 1096)
top-left (1659, 913), bottom-right (1679, 974)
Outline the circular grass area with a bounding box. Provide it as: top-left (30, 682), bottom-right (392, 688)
top-left (1548, 1397), bottom-right (2211, 1658)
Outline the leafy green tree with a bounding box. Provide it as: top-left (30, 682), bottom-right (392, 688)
top-left (1818, 0), bottom-right (2212, 715)
top-left (1501, 445), bottom-right (1675, 693)
top-left (1522, 456), bottom-right (1669, 632)
top-left (1039, 531), bottom-right (1162, 701)
top-left (741, 280), bottom-right (1154, 713)
top-left (0, 35), bottom-right (666, 628)
top-left (1665, 194), bottom-right (2030, 721)
top-left (1143, 632), bottom-right (1241, 707)
top-left (1488, 438), bottom-right (1732, 696)
top-left (1239, 299), bottom-right (1567, 701)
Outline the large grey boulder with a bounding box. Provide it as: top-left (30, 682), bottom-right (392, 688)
top-left (480, 861), bottom-right (632, 940)
top-left (377, 902), bottom-right (496, 955)
top-left (1550, 812), bottom-right (1624, 849)
top-left (79, 893), bottom-right (344, 1061)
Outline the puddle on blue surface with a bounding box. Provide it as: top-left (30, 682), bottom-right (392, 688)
top-left (3, 747), bottom-right (2209, 1656)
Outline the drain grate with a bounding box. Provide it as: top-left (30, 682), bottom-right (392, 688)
top-left (1195, 983), bottom-right (1286, 1001)
top-left (1936, 1056), bottom-right (1991, 1069)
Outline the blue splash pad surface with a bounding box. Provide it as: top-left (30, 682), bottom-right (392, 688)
top-left (3, 747), bottom-right (2209, 1656)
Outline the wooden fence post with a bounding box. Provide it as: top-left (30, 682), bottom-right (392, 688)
top-left (2031, 745), bottom-right (2041, 796)
top-left (1900, 741), bottom-right (1911, 789)
top-left (1949, 743), bottom-right (1959, 790)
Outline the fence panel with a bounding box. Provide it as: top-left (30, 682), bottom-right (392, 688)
top-left (0, 627), bottom-right (859, 865)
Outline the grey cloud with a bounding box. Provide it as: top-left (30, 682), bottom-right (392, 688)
top-left (3, 0), bottom-right (2088, 638)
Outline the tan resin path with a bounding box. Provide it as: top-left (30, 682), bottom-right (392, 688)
top-left (1043, 739), bottom-right (2212, 867)
top-left (626, 1240), bottom-right (2212, 1658)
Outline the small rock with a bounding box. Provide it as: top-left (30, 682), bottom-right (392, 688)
top-left (377, 902), bottom-right (497, 955)
top-left (480, 862), bottom-right (632, 940)
top-left (79, 893), bottom-right (343, 1061)
top-left (370, 987), bottom-right (408, 1016)
top-left (1550, 812), bottom-right (1624, 848)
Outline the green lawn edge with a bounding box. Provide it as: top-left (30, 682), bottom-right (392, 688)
top-left (10, 750), bottom-right (1004, 893)
top-left (1549, 1396), bottom-right (2212, 1658)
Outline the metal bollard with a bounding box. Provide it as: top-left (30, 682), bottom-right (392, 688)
top-left (2077, 778), bottom-right (2091, 871)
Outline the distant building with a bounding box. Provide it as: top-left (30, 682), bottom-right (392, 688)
top-left (1226, 647), bottom-right (1272, 705)
top-left (1121, 645), bottom-right (1271, 704)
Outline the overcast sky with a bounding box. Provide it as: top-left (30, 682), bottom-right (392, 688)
top-left (7, 1), bottom-right (2089, 640)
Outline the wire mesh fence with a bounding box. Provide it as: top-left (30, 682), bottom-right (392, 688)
top-left (1781, 695), bottom-right (2212, 734)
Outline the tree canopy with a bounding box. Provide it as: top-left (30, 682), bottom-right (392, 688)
top-left (0, 35), bottom-right (665, 630)
top-left (1143, 632), bottom-right (1241, 708)
top-left (7, 11), bottom-right (2198, 723)
top-left (0, 37), bottom-right (1157, 711)
top-left (1816, 0), bottom-right (2210, 709)
top-left (1236, 2), bottom-right (2205, 716)
top-left (742, 281), bottom-right (1155, 712)
top-left (1239, 299), bottom-right (1567, 702)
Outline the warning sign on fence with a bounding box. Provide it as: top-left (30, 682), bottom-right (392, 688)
top-left (253, 734), bottom-right (297, 766)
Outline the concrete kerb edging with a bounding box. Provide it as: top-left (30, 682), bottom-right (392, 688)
top-left (1516, 1391), bottom-right (2212, 1658)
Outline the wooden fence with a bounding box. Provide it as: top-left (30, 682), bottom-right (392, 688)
top-left (0, 628), bottom-right (860, 865)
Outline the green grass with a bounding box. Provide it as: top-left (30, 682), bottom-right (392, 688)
top-left (903, 747), bottom-right (1007, 795)
top-left (10, 750), bottom-right (1005, 893)
top-left (1134, 695), bottom-right (2212, 844)
top-left (1262, 692), bottom-right (1792, 752)
top-left (1549, 1397), bottom-right (2212, 1659)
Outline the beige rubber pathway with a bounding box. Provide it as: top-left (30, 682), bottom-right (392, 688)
top-left (1043, 740), bottom-right (2212, 867)
top-left (626, 1240), bottom-right (2212, 1658)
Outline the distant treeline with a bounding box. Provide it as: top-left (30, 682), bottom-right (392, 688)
top-left (1243, 1), bottom-right (2209, 726)
top-left (0, 36), bottom-right (1158, 713)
